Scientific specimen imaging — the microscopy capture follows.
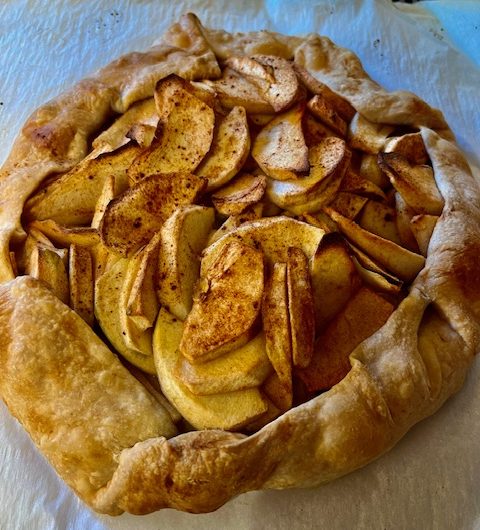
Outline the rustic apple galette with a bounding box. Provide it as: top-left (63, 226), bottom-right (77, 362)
top-left (0, 13), bottom-right (479, 515)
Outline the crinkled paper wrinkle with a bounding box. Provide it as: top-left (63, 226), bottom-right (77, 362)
top-left (0, 12), bottom-right (478, 518)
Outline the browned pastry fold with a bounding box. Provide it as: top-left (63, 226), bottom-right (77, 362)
top-left (0, 13), bottom-right (478, 516)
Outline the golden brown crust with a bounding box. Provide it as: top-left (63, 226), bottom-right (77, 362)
top-left (0, 276), bottom-right (177, 506)
top-left (0, 13), bottom-right (479, 516)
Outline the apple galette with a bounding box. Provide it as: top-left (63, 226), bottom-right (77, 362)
top-left (0, 13), bottom-right (479, 515)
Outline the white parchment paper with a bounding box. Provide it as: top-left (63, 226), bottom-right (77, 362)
top-left (0, 1), bottom-right (479, 529)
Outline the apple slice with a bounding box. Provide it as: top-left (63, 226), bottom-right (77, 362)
top-left (383, 132), bottom-right (428, 165)
top-left (346, 241), bottom-right (403, 284)
top-left (226, 55), bottom-right (300, 112)
top-left (292, 63), bottom-right (356, 121)
top-left (307, 95), bottom-right (347, 137)
top-left (252, 104), bottom-right (309, 181)
top-left (100, 172), bottom-right (205, 258)
top-left (201, 216), bottom-right (325, 274)
top-left (358, 153), bottom-right (390, 189)
top-left (310, 233), bottom-right (361, 330)
top-left (329, 192), bottom-right (368, 219)
top-left (118, 248), bottom-right (154, 355)
top-left (68, 244), bottom-right (94, 326)
top-left (24, 145), bottom-right (136, 225)
top-left (186, 81), bottom-right (220, 109)
top-left (153, 309), bottom-right (268, 430)
top-left (91, 98), bottom-right (158, 156)
top-left (249, 113), bottom-right (274, 127)
top-left (211, 173), bottom-right (266, 216)
top-left (262, 372), bottom-right (292, 413)
top-left (180, 240), bottom-right (264, 363)
top-left (358, 200), bottom-right (402, 245)
top-left (91, 175), bottom-right (115, 229)
top-left (302, 113), bottom-right (335, 147)
top-left (28, 220), bottom-right (100, 248)
top-left (410, 214), bottom-right (439, 256)
top-left (394, 192), bottom-right (419, 252)
top-left (195, 106), bottom-right (251, 191)
top-left (95, 258), bottom-right (156, 374)
top-left (126, 232), bottom-right (161, 330)
top-left (176, 333), bottom-right (272, 395)
top-left (127, 75), bottom-right (215, 184)
top-left (325, 208), bottom-right (425, 282)
top-left (286, 248), bottom-right (315, 368)
top-left (301, 211), bottom-right (338, 233)
top-left (340, 169), bottom-right (386, 200)
top-left (126, 123), bottom-right (157, 149)
top-left (262, 262), bottom-right (292, 406)
top-left (277, 186), bottom-right (341, 216)
top-left (266, 137), bottom-right (351, 210)
top-left (18, 227), bottom-right (62, 273)
top-left (26, 243), bottom-right (69, 305)
top-left (91, 243), bottom-right (121, 282)
top-left (158, 205), bottom-right (215, 321)
top-left (378, 152), bottom-right (444, 215)
top-left (299, 287), bottom-right (395, 392)
top-left (351, 255), bottom-right (403, 295)
top-left (204, 67), bottom-right (274, 114)
top-left (348, 112), bottom-right (395, 154)
top-left (124, 232), bottom-right (161, 340)
top-left (206, 203), bottom-right (264, 246)
top-left (26, 227), bottom-right (56, 249)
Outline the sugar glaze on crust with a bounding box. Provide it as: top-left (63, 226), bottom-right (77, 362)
top-left (0, 13), bottom-right (479, 515)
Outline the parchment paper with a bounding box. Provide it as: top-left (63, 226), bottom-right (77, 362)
top-left (0, 1), bottom-right (479, 529)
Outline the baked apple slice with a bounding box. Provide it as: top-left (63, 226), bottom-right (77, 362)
top-left (124, 232), bottom-right (162, 332)
top-left (100, 172), bottom-right (205, 257)
top-left (176, 333), bottom-right (272, 395)
top-left (266, 137), bottom-right (350, 211)
top-left (211, 173), bottom-right (266, 216)
top-left (299, 286), bottom-right (395, 392)
top-left (226, 54), bottom-right (300, 112)
top-left (252, 103), bottom-right (309, 181)
top-left (25, 243), bottom-right (69, 305)
top-left (383, 132), bottom-right (428, 165)
top-left (348, 112), bottom-right (395, 154)
top-left (201, 216), bottom-right (325, 273)
top-left (24, 145), bottom-right (136, 226)
top-left (154, 309), bottom-right (268, 430)
top-left (118, 233), bottom-right (162, 353)
top-left (378, 152), bottom-right (444, 215)
top-left (180, 240), bottom-right (264, 363)
top-left (286, 247), bottom-right (315, 368)
top-left (325, 208), bottom-right (425, 282)
top-left (127, 75), bottom-right (215, 184)
top-left (68, 244), bottom-right (94, 326)
top-left (91, 97), bottom-right (158, 156)
top-left (204, 67), bottom-right (274, 114)
top-left (262, 262), bottom-right (293, 407)
top-left (310, 233), bottom-right (361, 330)
top-left (95, 259), bottom-right (156, 374)
top-left (195, 106), bottom-right (250, 191)
top-left (157, 205), bottom-right (215, 321)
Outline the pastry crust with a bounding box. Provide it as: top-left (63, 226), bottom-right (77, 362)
top-left (0, 13), bottom-right (479, 515)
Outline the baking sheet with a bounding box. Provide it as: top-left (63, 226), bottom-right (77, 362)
top-left (0, 1), bottom-right (479, 529)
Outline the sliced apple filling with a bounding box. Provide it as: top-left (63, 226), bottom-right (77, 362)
top-left (16, 60), bottom-right (445, 432)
